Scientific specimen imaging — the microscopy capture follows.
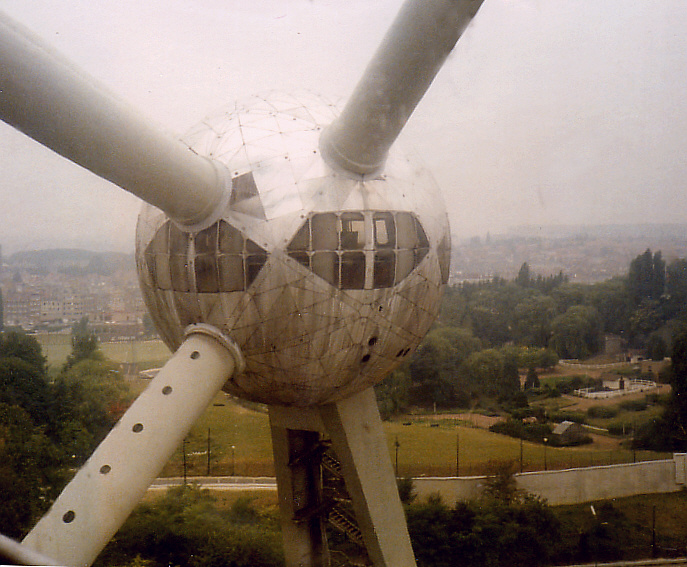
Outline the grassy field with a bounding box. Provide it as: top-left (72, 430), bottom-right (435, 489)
top-left (36, 333), bottom-right (172, 371)
top-left (554, 490), bottom-right (687, 559)
top-left (159, 393), bottom-right (275, 477)
top-left (36, 335), bottom-right (672, 477)
top-left (152, 394), bottom-right (670, 479)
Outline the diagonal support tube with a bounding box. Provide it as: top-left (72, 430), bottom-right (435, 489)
top-left (22, 324), bottom-right (243, 567)
top-left (0, 12), bottom-right (228, 230)
top-left (320, 0), bottom-right (484, 176)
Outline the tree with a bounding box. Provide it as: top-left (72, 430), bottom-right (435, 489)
top-left (549, 306), bottom-right (603, 360)
top-left (636, 327), bottom-right (687, 451)
top-left (481, 461), bottom-right (527, 505)
top-left (665, 258), bottom-right (687, 319)
top-left (464, 348), bottom-right (504, 398)
top-left (375, 368), bottom-right (411, 419)
top-left (516, 262), bottom-right (531, 287)
top-left (0, 403), bottom-right (64, 537)
top-left (0, 357), bottom-right (50, 425)
top-left (512, 294), bottom-right (557, 347)
top-left (646, 332), bottom-right (668, 361)
top-left (659, 329), bottom-right (687, 447)
top-left (53, 358), bottom-right (131, 462)
top-left (0, 331), bottom-right (47, 374)
top-left (587, 277), bottom-right (631, 335)
top-left (501, 347), bottom-right (523, 402)
top-left (409, 327), bottom-right (482, 407)
top-left (96, 486), bottom-right (283, 567)
top-left (405, 482), bottom-right (562, 567)
top-left (525, 366), bottom-right (540, 389)
top-left (64, 316), bottom-right (102, 370)
top-left (628, 249), bottom-right (665, 305)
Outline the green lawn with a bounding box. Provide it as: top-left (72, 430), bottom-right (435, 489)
top-left (35, 335), bottom-right (670, 477)
top-left (154, 396), bottom-right (669, 479)
top-left (36, 334), bottom-right (171, 371)
top-left (160, 394), bottom-right (275, 477)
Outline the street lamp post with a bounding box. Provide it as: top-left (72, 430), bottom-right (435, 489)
top-left (206, 428), bottom-right (211, 476)
top-left (182, 438), bottom-right (188, 484)
top-left (394, 436), bottom-right (400, 477)
top-left (231, 445), bottom-right (235, 477)
top-left (456, 428), bottom-right (460, 477)
top-left (543, 437), bottom-right (548, 471)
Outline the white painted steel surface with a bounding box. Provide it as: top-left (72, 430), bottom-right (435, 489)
top-left (23, 326), bottom-right (242, 567)
top-left (0, 13), bottom-right (227, 229)
top-left (0, 0), bottom-right (487, 564)
top-left (320, 388), bottom-right (417, 566)
top-left (320, 0), bottom-right (485, 175)
top-left (136, 92), bottom-right (451, 406)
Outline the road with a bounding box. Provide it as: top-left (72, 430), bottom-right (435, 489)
top-left (560, 560), bottom-right (686, 567)
top-left (149, 476), bottom-right (277, 491)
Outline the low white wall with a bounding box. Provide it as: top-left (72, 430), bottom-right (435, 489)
top-left (413, 453), bottom-right (687, 506)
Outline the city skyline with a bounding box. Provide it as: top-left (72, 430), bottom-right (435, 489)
top-left (1, 1), bottom-right (686, 254)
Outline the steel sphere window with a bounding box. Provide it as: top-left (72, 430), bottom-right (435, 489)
top-left (287, 210), bottom-right (429, 290)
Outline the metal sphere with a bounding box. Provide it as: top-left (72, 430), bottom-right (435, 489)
top-left (135, 92), bottom-right (450, 406)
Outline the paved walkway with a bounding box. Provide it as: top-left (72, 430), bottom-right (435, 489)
top-left (561, 559), bottom-right (686, 567)
top-left (150, 476), bottom-right (277, 491)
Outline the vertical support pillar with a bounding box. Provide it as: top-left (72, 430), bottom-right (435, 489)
top-left (675, 453), bottom-right (686, 485)
top-left (319, 388), bottom-right (416, 567)
top-left (269, 408), bottom-right (329, 567)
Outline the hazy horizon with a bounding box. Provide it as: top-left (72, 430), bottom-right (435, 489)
top-left (1, 1), bottom-right (686, 255)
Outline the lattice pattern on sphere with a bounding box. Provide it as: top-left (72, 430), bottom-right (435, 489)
top-left (135, 92), bottom-right (450, 406)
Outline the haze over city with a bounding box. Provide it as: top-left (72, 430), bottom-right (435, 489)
top-left (1, 0), bottom-right (686, 254)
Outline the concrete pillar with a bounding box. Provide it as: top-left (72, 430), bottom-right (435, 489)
top-left (319, 388), bottom-right (416, 567)
top-left (270, 413), bottom-right (329, 567)
top-left (675, 453), bottom-right (687, 485)
top-left (270, 389), bottom-right (416, 567)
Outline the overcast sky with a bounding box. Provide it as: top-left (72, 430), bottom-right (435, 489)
top-left (1, 0), bottom-right (686, 254)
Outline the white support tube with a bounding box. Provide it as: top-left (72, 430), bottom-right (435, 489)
top-left (0, 13), bottom-right (227, 229)
top-left (22, 324), bottom-right (243, 567)
top-left (320, 0), bottom-right (484, 176)
top-left (0, 533), bottom-right (57, 566)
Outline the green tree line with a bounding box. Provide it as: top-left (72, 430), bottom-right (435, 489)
top-left (0, 323), bottom-right (131, 538)
top-left (377, 249), bottom-right (687, 417)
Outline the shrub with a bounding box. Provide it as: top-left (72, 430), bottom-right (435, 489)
top-left (397, 477), bottom-right (417, 504)
top-left (549, 411), bottom-right (587, 425)
top-left (489, 420), bottom-right (552, 443)
top-left (96, 485), bottom-right (283, 567)
top-left (490, 419), bottom-right (524, 438)
top-left (607, 422), bottom-right (632, 436)
top-left (587, 406), bottom-right (618, 419)
top-left (619, 399), bottom-right (648, 412)
top-left (406, 472), bottom-right (562, 567)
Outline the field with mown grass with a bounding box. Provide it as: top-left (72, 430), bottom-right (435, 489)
top-left (154, 395), bottom-right (670, 478)
top-left (36, 333), bottom-right (171, 371)
top-left (554, 490), bottom-right (687, 560)
top-left (36, 335), bottom-right (672, 477)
